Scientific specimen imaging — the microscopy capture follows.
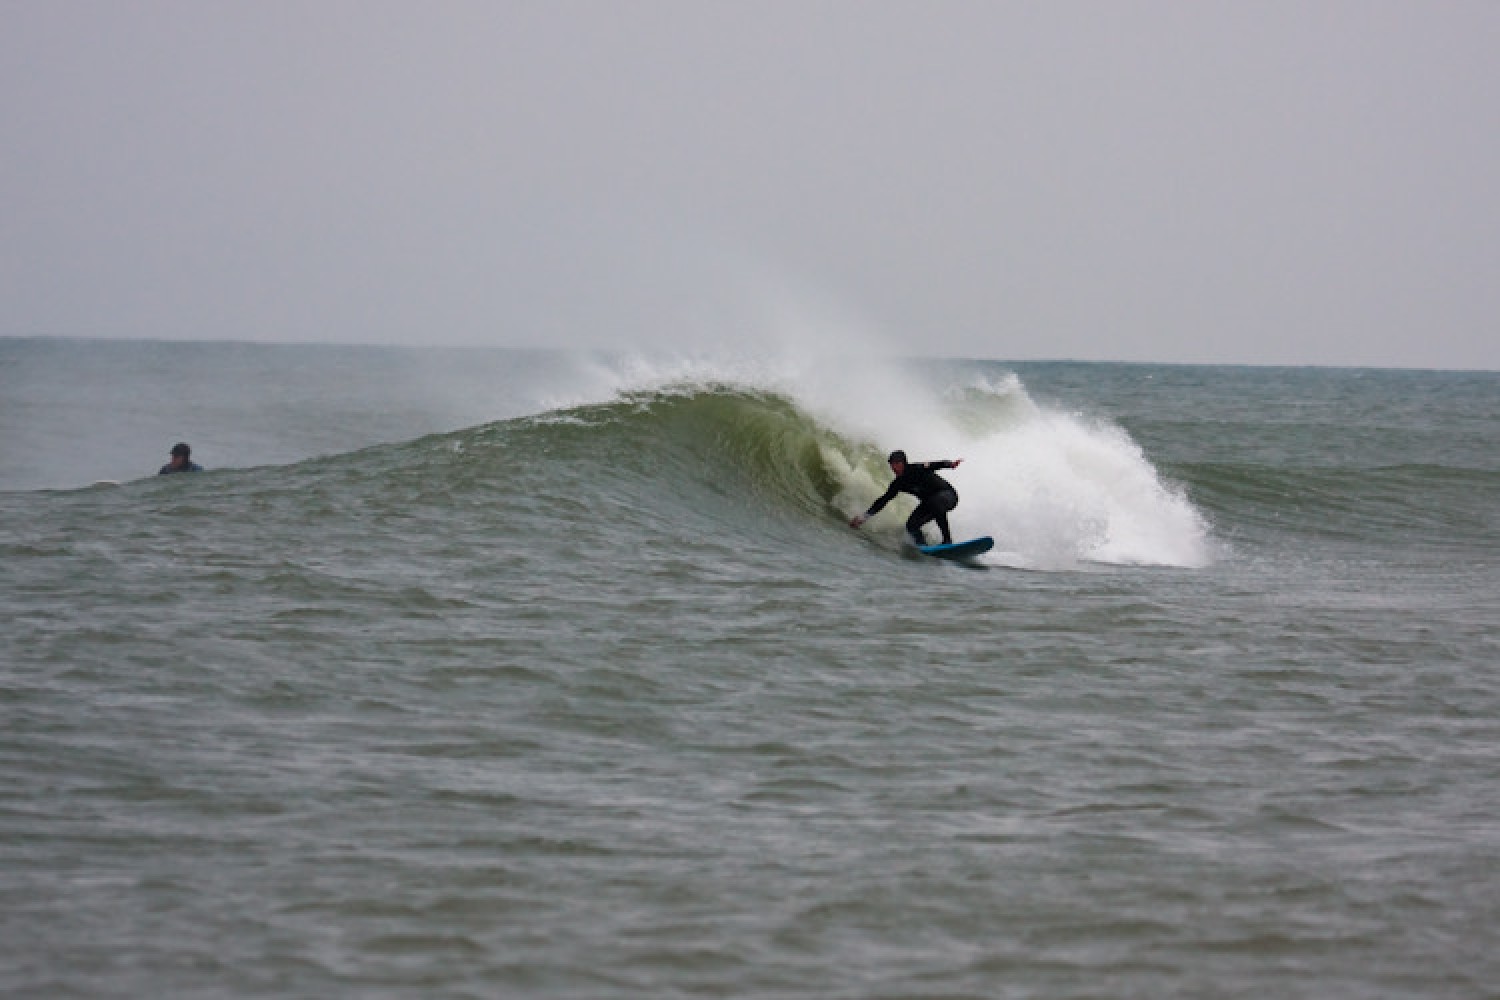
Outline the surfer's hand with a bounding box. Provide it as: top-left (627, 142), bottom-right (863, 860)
top-left (952, 458), bottom-right (964, 468)
top-left (849, 515), bottom-right (865, 529)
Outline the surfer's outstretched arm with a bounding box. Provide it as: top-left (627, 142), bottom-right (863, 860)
top-left (851, 480), bottom-right (900, 529)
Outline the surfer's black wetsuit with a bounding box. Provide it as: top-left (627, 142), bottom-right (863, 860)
top-left (864, 461), bottom-right (959, 546)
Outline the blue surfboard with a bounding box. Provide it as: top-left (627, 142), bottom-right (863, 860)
top-left (917, 536), bottom-right (994, 560)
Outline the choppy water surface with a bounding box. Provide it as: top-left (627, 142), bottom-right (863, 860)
top-left (3, 340), bottom-right (1497, 997)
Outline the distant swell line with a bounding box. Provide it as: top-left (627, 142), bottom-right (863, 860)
top-left (1174, 461), bottom-right (1500, 543)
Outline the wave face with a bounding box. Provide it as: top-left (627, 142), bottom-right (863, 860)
top-left (304, 363), bottom-right (1219, 573)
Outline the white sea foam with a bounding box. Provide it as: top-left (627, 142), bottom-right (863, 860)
top-left (951, 394), bottom-right (1213, 569)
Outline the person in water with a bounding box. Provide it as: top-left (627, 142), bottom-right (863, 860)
top-left (848, 450), bottom-right (963, 546)
top-left (158, 442), bottom-right (203, 475)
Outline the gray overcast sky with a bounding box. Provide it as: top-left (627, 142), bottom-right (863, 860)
top-left (3, 1), bottom-right (1497, 367)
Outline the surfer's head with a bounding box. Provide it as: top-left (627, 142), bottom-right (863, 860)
top-left (171, 442), bottom-right (191, 459)
top-left (887, 449), bottom-right (907, 472)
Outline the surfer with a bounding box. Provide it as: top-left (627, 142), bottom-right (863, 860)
top-left (158, 442), bottom-right (203, 475)
top-left (849, 450), bottom-right (963, 546)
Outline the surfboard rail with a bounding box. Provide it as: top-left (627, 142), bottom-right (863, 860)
top-left (917, 536), bottom-right (994, 560)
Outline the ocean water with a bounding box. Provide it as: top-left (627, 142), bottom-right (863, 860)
top-left (2, 337), bottom-right (1498, 998)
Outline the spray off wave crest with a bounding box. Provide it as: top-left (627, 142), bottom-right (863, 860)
top-left (456, 356), bottom-right (1215, 571)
